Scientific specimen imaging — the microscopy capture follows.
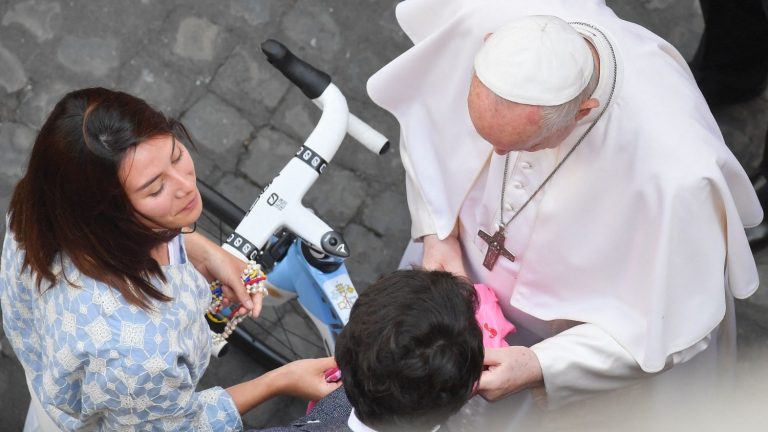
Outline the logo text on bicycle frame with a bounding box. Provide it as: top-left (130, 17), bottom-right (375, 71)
top-left (295, 145), bottom-right (328, 175)
top-left (267, 193), bottom-right (287, 210)
top-left (226, 232), bottom-right (261, 261)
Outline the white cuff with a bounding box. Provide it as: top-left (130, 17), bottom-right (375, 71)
top-left (400, 136), bottom-right (438, 239)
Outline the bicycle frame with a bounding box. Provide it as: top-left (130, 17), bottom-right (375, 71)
top-left (265, 236), bottom-right (356, 355)
top-left (207, 40), bottom-right (387, 362)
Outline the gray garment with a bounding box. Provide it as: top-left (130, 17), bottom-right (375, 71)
top-left (250, 387), bottom-right (353, 432)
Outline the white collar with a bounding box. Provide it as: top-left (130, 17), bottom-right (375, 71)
top-left (348, 409), bottom-right (377, 432)
top-left (571, 21), bottom-right (621, 125)
top-left (347, 409), bottom-right (442, 432)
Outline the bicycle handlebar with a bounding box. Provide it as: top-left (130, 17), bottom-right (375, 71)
top-left (263, 39), bottom-right (389, 156)
top-left (222, 40), bottom-right (388, 262)
top-left (261, 39), bottom-right (331, 100)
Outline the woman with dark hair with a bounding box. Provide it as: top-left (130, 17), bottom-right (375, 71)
top-left (0, 88), bottom-right (340, 431)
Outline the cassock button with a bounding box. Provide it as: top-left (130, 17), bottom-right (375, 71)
top-left (521, 161), bottom-right (532, 169)
top-left (504, 202), bottom-right (515, 211)
top-left (512, 182), bottom-right (524, 189)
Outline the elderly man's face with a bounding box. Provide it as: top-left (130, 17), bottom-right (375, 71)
top-left (467, 74), bottom-right (557, 154)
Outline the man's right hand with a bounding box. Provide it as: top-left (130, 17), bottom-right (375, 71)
top-left (422, 233), bottom-right (467, 276)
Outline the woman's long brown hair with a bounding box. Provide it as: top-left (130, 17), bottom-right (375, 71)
top-left (9, 88), bottom-right (191, 309)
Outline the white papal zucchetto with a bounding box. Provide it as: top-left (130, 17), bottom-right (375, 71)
top-left (474, 15), bottom-right (594, 106)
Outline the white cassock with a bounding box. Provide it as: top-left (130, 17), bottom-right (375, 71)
top-left (367, 0), bottom-right (762, 427)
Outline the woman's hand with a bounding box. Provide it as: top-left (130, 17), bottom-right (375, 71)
top-left (422, 231), bottom-right (467, 277)
top-left (185, 232), bottom-right (263, 318)
top-left (227, 357), bottom-right (342, 414)
top-left (278, 357), bottom-right (343, 400)
top-left (478, 346), bottom-right (544, 401)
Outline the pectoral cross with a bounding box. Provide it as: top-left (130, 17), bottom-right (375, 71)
top-left (478, 228), bottom-right (515, 270)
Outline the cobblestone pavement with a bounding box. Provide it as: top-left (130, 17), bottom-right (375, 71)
top-left (1, 0), bottom-right (767, 430)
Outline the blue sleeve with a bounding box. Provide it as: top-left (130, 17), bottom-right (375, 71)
top-left (33, 264), bottom-right (244, 431)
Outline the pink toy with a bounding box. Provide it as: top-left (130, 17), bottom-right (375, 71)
top-left (474, 283), bottom-right (516, 348)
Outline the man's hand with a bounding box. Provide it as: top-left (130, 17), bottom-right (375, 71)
top-left (422, 232), bottom-right (467, 276)
top-left (479, 346), bottom-right (544, 401)
top-left (185, 232), bottom-right (263, 318)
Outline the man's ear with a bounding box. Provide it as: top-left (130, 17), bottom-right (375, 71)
top-left (575, 98), bottom-right (600, 122)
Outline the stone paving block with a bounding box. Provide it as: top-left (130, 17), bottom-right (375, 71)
top-left (63, 0), bottom-right (174, 45)
top-left (226, 0), bottom-right (287, 30)
top-left (736, 300), bottom-right (768, 351)
top-left (271, 86), bottom-right (321, 142)
top-left (0, 1), bottom-right (62, 71)
top-left (0, 122), bottom-right (35, 182)
top-left (210, 40), bottom-right (291, 127)
top-left (214, 0), bottom-right (295, 47)
top-left (304, 165), bottom-right (367, 228)
top-left (342, 222), bottom-right (406, 290)
top-left (711, 98), bottom-right (768, 174)
top-left (16, 80), bottom-right (71, 129)
top-left (56, 34), bottom-right (121, 79)
top-left (0, 177), bottom-right (13, 239)
top-left (213, 173), bottom-right (262, 211)
top-left (361, 186), bottom-right (411, 241)
top-left (146, 7), bottom-right (240, 86)
top-left (0, 92), bottom-right (18, 123)
top-left (2, 1), bottom-right (176, 89)
top-left (323, 0), bottom-right (409, 96)
top-left (181, 92), bottom-right (254, 172)
top-left (0, 355), bottom-right (28, 431)
top-left (750, 252), bottom-right (768, 310)
top-left (1, 0), bottom-right (62, 43)
top-left (192, 152), bottom-right (223, 185)
top-left (606, 0), bottom-right (703, 60)
top-left (0, 42), bottom-right (27, 94)
top-left (116, 52), bottom-right (206, 120)
top-left (239, 126), bottom-right (300, 187)
top-left (277, 1), bottom-right (343, 72)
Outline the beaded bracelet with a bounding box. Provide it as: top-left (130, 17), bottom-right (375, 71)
top-left (208, 260), bottom-right (268, 344)
top-left (242, 261), bottom-right (268, 296)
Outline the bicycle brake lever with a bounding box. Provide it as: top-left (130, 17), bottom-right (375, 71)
top-left (320, 231), bottom-right (349, 258)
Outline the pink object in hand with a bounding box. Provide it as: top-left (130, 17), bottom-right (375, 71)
top-left (306, 367), bottom-right (343, 414)
top-left (474, 283), bottom-right (516, 348)
top-left (324, 367), bottom-right (342, 382)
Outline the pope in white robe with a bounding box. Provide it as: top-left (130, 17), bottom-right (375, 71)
top-left (366, 0), bottom-right (761, 426)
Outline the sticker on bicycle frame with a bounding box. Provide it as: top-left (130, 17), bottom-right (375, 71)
top-left (226, 232), bottom-right (261, 261)
top-left (321, 274), bottom-right (358, 324)
top-left (295, 145), bottom-right (328, 174)
top-left (267, 193), bottom-right (287, 210)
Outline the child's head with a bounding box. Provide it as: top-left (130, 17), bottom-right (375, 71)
top-left (335, 270), bottom-right (484, 431)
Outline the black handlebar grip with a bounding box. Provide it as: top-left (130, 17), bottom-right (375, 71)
top-left (261, 39), bottom-right (332, 100)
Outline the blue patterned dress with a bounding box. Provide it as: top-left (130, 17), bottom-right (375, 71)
top-left (0, 227), bottom-right (243, 431)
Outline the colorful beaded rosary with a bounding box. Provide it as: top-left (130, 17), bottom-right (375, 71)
top-left (208, 260), bottom-right (268, 344)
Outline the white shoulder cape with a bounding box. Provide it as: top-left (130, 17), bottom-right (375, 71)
top-left (367, 0), bottom-right (761, 372)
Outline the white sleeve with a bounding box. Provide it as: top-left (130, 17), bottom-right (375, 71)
top-left (529, 323), bottom-right (712, 408)
top-left (400, 136), bottom-right (437, 240)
